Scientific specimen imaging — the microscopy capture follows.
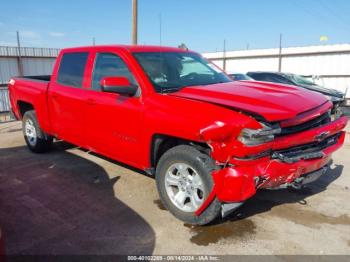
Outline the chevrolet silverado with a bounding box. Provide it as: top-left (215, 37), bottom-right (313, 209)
top-left (8, 45), bottom-right (347, 225)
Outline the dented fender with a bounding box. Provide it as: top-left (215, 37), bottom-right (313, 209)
top-left (199, 117), bottom-right (261, 163)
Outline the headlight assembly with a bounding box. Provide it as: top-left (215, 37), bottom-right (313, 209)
top-left (238, 122), bottom-right (281, 146)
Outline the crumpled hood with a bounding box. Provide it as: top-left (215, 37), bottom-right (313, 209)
top-left (169, 81), bottom-right (328, 122)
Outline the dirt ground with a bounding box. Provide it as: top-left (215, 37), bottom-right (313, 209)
top-left (0, 121), bottom-right (349, 255)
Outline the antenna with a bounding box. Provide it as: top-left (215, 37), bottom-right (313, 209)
top-left (159, 13), bottom-right (162, 46)
top-left (158, 13), bottom-right (163, 93)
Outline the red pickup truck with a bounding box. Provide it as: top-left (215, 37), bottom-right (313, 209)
top-left (8, 45), bottom-right (347, 225)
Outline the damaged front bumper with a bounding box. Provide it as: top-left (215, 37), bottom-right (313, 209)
top-left (215, 131), bottom-right (345, 201)
top-left (195, 116), bottom-right (347, 217)
top-left (283, 165), bottom-right (329, 189)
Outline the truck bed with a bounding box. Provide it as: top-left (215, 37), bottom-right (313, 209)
top-left (8, 75), bottom-right (52, 127)
top-left (16, 75), bottom-right (51, 82)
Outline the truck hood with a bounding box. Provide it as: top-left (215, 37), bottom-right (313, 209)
top-left (169, 81), bottom-right (328, 122)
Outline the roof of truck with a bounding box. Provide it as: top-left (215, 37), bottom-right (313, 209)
top-left (61, 45), bottom-right (192, 53)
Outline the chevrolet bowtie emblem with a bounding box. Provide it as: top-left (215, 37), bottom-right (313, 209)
top-left (315, 131), bottom-right (330, 141)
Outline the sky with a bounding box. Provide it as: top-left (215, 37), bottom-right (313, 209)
top-left (0, 0), bottom-right (349, 52)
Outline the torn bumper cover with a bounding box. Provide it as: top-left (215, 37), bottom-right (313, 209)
top-left (218, 131), bottom-right (345, 201)
top-left (286, 165), bottom-right (329, 189)
top-left (195, 129), bottom-right (346, 217)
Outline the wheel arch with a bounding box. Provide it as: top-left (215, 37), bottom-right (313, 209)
top-left (150, 134), bottom-right (211, 171)
top-left (17, 100), bottom-right (34, 118)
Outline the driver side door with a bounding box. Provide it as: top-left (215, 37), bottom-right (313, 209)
top-left (84, 52), bottom-right (144, 166)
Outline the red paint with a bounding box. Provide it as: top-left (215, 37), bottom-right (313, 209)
top-left (8, 45), bottom-right (347, 216)
top-left (100, 76), bottom-right (131, 88)
top-left (195, 186), bottom-right (217, 216)
top-left (171, 80), bottom-right (329, 122)
top-left (280, 101), bottom-right (332, 127)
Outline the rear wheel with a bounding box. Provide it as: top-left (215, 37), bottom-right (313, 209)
top-left (22, 110), bottom-right (53, 153)
top-left (156, 145), bottom-right (221, 225)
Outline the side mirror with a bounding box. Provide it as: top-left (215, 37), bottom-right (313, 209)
top-left (100, 77), bottom-right (137, 96)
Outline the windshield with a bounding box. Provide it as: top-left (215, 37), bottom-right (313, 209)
top-left (230, 74), bottom-right (253, 81)
top-left (285, 73), bottom-right (316, 86)
top-left (133, 52), bottom-right (232, 92)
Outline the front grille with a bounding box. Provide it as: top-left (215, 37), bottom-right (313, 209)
top-left (272, 133), bottom-right (340, 163)
top-left (277, 112), bottom-right (331, 137)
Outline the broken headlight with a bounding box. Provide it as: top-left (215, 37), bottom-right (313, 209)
top-left (238, 122), bottom-right (281, 146)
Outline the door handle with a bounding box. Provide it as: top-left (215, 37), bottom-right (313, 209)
top-left (86, 98), bottom-right (96, 105)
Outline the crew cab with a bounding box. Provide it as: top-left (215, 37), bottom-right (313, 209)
top-left (8, 45), bottom-right (347, 225)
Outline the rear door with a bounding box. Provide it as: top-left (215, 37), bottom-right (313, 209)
top-left (48, 52), bottom-right (89, 146)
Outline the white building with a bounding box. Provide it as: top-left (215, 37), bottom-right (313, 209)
top-left (203, 44), bottom-right (350, 98)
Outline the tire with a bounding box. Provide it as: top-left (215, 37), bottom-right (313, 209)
top-left (22, 110), bottom-right (53, 153)
top-left (156, 145), bottom-right (221, 225)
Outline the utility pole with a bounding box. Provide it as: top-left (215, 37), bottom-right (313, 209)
top-left (16, 31), bottom-right (24, 77)
top-left (92, 37), bottom-right (95, 46)
top-left (278, 33), bottom-right (283, 72)
top-left (132, 0), bottom-right (138, 45)
top-left (223, 39), bottom-right (227, 72)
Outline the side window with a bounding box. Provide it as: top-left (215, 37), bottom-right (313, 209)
top-left (92, 53), bottom-right (137, 90)
top-left (260, 74), bottom-right (275, 82)
top-left (57, 52), bottom-right (88, 88)
top-left (268, 74), bottom-right (289, 84)
top-left (251, 74), bottom-right (262, 81)
top-left (255, 74), bottom-right (282, 83)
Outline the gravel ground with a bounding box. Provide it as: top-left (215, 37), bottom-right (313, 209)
top-left (0, 121), bottom-right (349, 255)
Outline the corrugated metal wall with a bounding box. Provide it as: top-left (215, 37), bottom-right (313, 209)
top-left (203, 44), bottom-right (350, 97)
top-left (225, 57), bottom-right (280, 73)
top-left (0, 87), bottom-right (10, 112)
top-left (282, 53), bottom-right (350, 75)
top-left (0, 46), bottom-right (59, 85)
top-left (0, 46), bottom-right (59, 57)
top-left (22, 58), bottom-right (56, 76)
top-left (0, 58), bottom-right (19, 85)
top-left (0, 46), bottom-right (59, 115)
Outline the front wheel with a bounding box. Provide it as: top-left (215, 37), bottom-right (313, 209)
top-left (22, 110), bottom-right (53, 153)
top-left (156, 145), bottom-right (221, 225)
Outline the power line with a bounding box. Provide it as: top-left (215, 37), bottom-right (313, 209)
top-left (318, 0), bottom-right (349, 27)
top-left (293, 0), bottom-right (349, 34)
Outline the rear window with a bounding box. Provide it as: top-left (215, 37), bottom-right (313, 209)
top-left (57, 52), bottom-right (89, 88)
